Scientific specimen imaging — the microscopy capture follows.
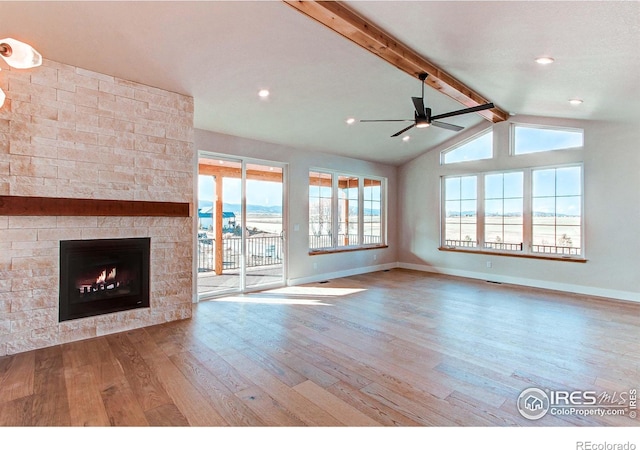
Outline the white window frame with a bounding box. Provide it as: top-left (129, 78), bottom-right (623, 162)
top-left (441, 163), bottom-right (584, 260)
top-left (309, 169), bottom-right (387, 253)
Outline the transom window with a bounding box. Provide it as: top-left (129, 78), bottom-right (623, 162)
top-left (309, 170), bottom-right (385, 252)
top-left (441, 129), bottom-right (493, 164)
top-left (513, 124), bottom-right (583, 155)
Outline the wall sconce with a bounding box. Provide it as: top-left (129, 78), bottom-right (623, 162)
top-left (0, 37), bottom-right (43, 107)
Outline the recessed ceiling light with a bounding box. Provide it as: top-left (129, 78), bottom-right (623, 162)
top-left (346, 117), bottom-right (355, 125)
top-left (569, 98), bottom-right (583, 105)
top-left (258, 89), bottom-right (270, 98)
top-left (402, 136), bottom-right (410, 142)
top-left (535, 56), bottom-right (555, 65)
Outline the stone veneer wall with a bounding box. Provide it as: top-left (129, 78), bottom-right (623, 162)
top-left (0, 59), bottom-right (194, 356)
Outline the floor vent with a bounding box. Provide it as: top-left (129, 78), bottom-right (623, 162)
top-left (486, 280), bottom-right (502, 285)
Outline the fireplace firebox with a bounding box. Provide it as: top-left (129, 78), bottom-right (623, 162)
top-left (59, 237), bottom-right (150, 322)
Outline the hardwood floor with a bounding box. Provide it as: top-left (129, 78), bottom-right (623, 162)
top-left (1, 269), bottom-right (639, 427)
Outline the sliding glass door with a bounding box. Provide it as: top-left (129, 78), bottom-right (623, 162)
top-left (197, 154), bottom-right (286, 298)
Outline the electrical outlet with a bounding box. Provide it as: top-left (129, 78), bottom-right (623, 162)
top-left (373, 254), bottom-right (377, 261)
top-left (486, 261), bottom-right (492, 268)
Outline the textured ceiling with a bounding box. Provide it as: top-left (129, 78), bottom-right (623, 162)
top-left (0, 1), bottom-right (638, 165)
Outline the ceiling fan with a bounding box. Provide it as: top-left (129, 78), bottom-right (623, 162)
top-left (360, 73), bottom-right (495, 137)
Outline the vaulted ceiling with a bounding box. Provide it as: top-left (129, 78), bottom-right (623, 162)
top-left (0, 1), bottom-right (638, 165)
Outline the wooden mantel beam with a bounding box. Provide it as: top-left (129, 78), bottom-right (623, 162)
top-left (283, 0), bottom-right (509, 123)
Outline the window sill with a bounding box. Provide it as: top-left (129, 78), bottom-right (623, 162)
top-left (309, 245), bottom-right (388, 256)
top-left (438, 246), bottom-right (587, 262)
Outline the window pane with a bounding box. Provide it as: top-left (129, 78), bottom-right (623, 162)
top-left (514, 125), bottom-right (583, 154)
top-left (485, 224), bottom-right (503, 243)
top-left (460, 176), bottom-right (477, 199)
top-left (485, 199), bottom-right (503, 217)
top-left (532, 225), bottom-right (555, 246)
top-left (445, 177), bottom-right (460, 200)
top-left (532, 197), bottom-right (555, 223)
top-left (442, 130), bottom-right (493, 164)
top-left (503, 225), bottom-right (523, 245)
top-left (460, 200), bottom-right (477, 217)
top-left (557, 196), bottom-right (581, 217)
top-left (556, 166), bottom-right (582, 196)
top-left (504, 172), bottom-right (524, 198)
top-left (532, 169), bottom-right (556, 197)
top-left (504, 198), bottom-right (523, 217)
top-left (485, 174), bottom-right (503, 199)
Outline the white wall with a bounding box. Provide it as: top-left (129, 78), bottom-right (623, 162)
top-left (194, 129), bottom-right (398, 285)
top-left (398, 115), bottom-right (640, 302)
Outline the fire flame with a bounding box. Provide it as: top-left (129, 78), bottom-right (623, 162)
top-left (96, 267), bottom-right (116, 284)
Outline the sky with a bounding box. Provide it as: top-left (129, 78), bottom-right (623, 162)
top-left (198, 175), bottom-right (283, 207)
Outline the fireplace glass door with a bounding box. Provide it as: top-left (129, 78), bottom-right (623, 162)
top-left (59, 237), bottom-right (150, 321)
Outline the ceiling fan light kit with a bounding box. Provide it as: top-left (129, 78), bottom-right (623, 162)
top-left (0, 38), bottom-right (42, 69)
top-left (360, 73), bottom-right (495, 137)
top-left (0, 37), bottom-right (42, 108)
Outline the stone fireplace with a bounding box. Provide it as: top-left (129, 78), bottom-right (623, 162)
top-left (0, 59), bottom-right (195, 356)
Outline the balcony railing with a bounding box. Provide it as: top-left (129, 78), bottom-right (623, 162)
top-left (532, 245), bottom-right (581, 256)
top-left (309, 234), bottom-right (382, 250)
top-left (198, 235), bottom-right (282, 272)
top-left (444, 239), bottom-right (478, 248)
top-left (484, 242), bottom-right (523, 251)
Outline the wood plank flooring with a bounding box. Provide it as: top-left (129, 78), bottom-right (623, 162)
top-left (1, 269), bottom-right (639, 427)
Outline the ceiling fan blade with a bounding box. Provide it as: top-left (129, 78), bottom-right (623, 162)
top-left (412, 96), bottom-right (426, 117)
top-left (431, 121), bottom-right (464, 132)
top-left (360, 119), bottom-right (414, 123)
top-left (391, 123), bottom-right (415, 137)
top-left (431, 102), bottom-right (495, 121)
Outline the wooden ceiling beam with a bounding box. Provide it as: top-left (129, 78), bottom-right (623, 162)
top-left (283, 0), bottom-right (509, 123)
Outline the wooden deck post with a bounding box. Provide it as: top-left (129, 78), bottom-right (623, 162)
top-left (215, 176), bottom-right (224, 275)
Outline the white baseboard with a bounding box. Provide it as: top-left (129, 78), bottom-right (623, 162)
top-left (398, 262), bottom-right (640, 304)
top-left (288, 262), bottom-right (399, 286)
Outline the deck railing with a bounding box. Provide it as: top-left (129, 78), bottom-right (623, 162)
top-left (532, 245), bottom-right (581, 256)
top-left (484, 242), bottom-right (523, 251)
top-left (197, 235), bottom-right (282, 272)
top-left (309, 234), bottom-right (381, 250)
top-left (444, 239), bottom-right (478, 248)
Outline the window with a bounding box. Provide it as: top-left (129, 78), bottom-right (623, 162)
top-left (444, 176), bottom-right (478, 247)
top-left (363, 178), bottom-right (382, 245)
top-left (309, 171), bottom-right (333, 250)
top-left (441, 130), bottom-right (493, 164)
top-left (309, 170), bottom-right (385, 252)
top-left (442, 164), bottom-right (583, 258)
top-left (513, 125), bottom-right (583, 155)
top-left (484, 172), bottom-right (524, 251)
top-left (338, 175), bottom-right (359, 247)
top-left (532, 166), bottom-right (582, 255)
